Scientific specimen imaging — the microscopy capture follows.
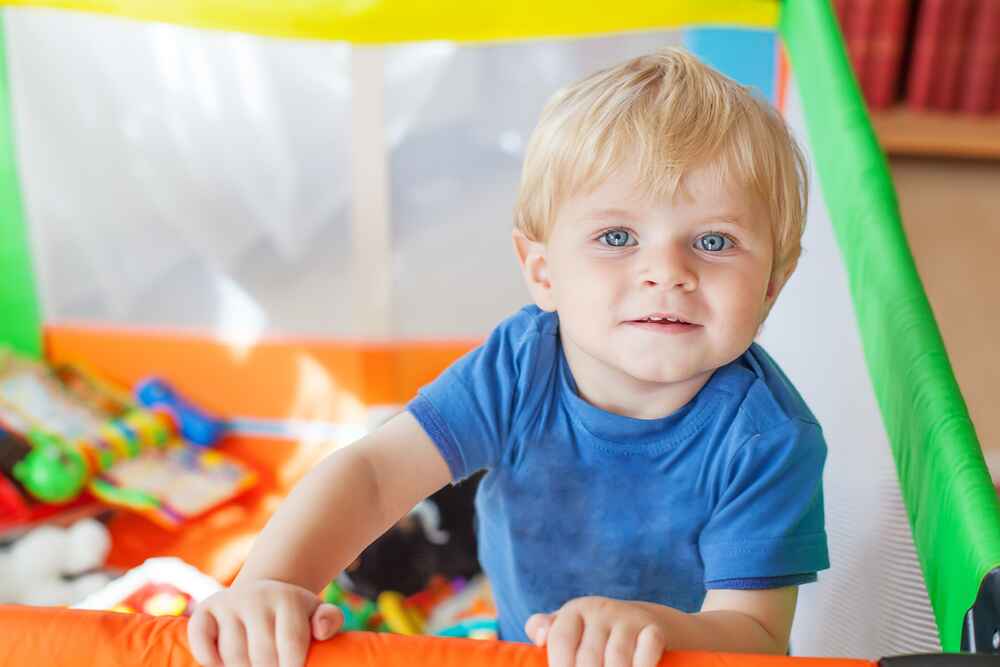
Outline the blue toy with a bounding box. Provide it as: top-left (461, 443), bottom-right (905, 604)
top-left (135, 378), bottom-right (225, 447)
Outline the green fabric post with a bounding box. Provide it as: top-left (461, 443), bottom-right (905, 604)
top-left (0, 11), bottom-right (41, 358)
top-left (780, 0), bottom-right (1000, 652)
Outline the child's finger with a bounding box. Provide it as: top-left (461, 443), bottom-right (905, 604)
top-left (275, 604), bottom-right (311, 667)
top-left (215, 612), bottom-right (250, 667)
top-left (310, 603), bottom-right (344, 640)
top-left (524, 612), bottom-right (555, 646)
top-left (574, 622), bottom-right (610, 667)
top-left (632, 625), bottom-right (667, 667)
top-left (244, 611), bottom-right (279, 667)
top-left (187, 609), bottom-right (222, 667)
top-left (604, 624), bottom-right (638, 667)
top-left (546, 611), bottom-right (584, 667)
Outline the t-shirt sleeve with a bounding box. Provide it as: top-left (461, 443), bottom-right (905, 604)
top-left (406, 313), bottom-right (530, 482)
top-left (699, 418), bottom-right (830, 587)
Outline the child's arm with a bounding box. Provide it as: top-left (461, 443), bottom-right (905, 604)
top-left (188, 411), bottom-right (451, 667)
top-left (233, 411), bottom-right (451, 590)
top-left (525, 587), bottom-right (797, 667)
top-left (689, 587), bottom-right (798, 652)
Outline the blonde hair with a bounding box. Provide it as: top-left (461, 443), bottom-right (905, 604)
top-left (514, 47), bottom-right (809, 282)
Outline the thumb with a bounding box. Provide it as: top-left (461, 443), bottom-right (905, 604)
top-left (524, 612), bottom-right (555, 646)
top-left (311, 603), bottom-right (344, 640)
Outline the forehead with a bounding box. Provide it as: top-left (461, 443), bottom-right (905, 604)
top-left (557, 163), bottom-right (762, 226)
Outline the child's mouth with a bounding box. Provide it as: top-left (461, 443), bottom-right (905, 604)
top-left (626, 315), bottom-right (700, 333)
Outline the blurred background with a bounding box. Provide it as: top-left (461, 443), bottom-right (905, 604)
top-left (831, 0), bottom-right (1000, 465)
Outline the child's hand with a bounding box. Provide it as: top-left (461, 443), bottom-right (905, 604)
top-left (187, 579), bottom-right (344, 667)
top-left (525, 596), bottom-right (668, 667)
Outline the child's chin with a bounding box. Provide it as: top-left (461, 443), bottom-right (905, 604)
top-left (623, 362), bottom-right (704, 386)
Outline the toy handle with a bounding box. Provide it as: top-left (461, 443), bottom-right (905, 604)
top-left (135, 378), bottom-right (224, 446)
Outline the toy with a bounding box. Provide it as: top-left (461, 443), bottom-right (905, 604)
top-left (321, 573), bottom-right (497, 640)
top-left (74, 557), bottom-right (222, 616)
top-left (424, 576), bottom-right (496, 638)
top-left (321, 581), bottom-right (380, 631)
top-left (345, 472), bottom-right (481, 598)
top-left (0, 518), bottom-right (112, 606)
top-left (435, 618), bottom-right (499, 640)
top-left (406, 575), bottom-right (459, 616)
top-left (378, 590), bottom-right (426, 635)
top-left (135, 377), bottom-right (225, 446)
top-left (12, 429), bottom-right (89, 503)
top-left (0, 426), bottom-right (111, 540)
top-left (0, 348), bottom-right (257, 527)
top-left (87, 442), bottom-right (257, 528)
top-left (0, 348), bottom-right (171, 502)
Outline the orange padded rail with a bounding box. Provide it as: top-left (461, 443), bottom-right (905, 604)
top-left (0, 606), bottom-right (874, 667)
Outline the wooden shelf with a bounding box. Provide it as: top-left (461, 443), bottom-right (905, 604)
top-left (869, 106), bottom-right (1000, 160)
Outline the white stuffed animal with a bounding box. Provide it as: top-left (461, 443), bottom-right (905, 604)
top-left (0, 518), bottom-right (112, 605)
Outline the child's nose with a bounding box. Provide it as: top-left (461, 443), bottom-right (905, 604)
top-left (640, 246), bottom-right (698, 292)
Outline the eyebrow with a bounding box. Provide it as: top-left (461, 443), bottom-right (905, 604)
top-left (703, 214), bottom-right (751, 230)
top-left (585, 208), bottom-right (642, 222)
top-left (582, 208), bottom-right (757, 231)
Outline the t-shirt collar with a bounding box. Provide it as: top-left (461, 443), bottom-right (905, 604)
top-left (556, 341), bottom-right (727, 446)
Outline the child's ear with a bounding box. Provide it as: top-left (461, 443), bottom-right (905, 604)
top-left (763, 257), bottom-right (798, 309)
top-left (512, 229), bottom-right (556, 312)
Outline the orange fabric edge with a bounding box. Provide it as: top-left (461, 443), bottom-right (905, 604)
top-left (776, 41), bottom-right (790, 113)
top-left (44, 325), bottom-right (477, 418)
top-left (0, 606), bottom-right (875, 667)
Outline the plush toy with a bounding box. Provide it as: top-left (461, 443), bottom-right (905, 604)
top-left (0, 518), bottom-right (112, 605)
top-left (344, 471), bottom-right (482, 598)
top-left (339, 407), bottom-right (483, 599)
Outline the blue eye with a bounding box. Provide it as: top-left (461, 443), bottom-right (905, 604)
top-left (600, 229), bottom-right (636, 247)
top-left (696, 233), bottom-right (733, 252)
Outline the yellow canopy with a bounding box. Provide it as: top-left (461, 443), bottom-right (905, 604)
top-left (1, 0), bottom-right (778, 42)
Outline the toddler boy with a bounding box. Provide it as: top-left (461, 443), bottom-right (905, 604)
top-left (189, 47), bottom-right (827, 667)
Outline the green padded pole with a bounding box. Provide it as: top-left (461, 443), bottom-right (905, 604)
top-left (780, 0), bottom-right (1000, 652)
top-left (0, 11), bottom-right (41, 358)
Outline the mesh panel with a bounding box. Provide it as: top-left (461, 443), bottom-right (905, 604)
top-left (775, 77), bottom-right (940, 659)
top-left (877, 478), bottom-right (941, 655)
top-left (6, 7), bottom-right (355, 336)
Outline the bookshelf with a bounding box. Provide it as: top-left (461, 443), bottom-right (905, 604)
top-left (890, 155), bottom-right (1000, 454)
top-left (839, 0), bottom-right (1000, 456)
top-left (871, 106), bottom-right (1000, 160)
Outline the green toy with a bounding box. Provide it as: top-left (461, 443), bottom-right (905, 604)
top-left (322, 581), bottom-right (379, 632)
top-left (11, 429), bottom-right (88, 503)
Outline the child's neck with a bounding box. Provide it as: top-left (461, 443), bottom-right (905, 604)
top-left (561, 339), bottom-right (714, 420)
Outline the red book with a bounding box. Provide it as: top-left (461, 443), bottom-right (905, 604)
top-left (846, 0), bottom-right (878, 102)
top-left (996, 67), bottom-right (1000, 111)
top-left (958, 0), bottom-right (1000, 114)
top-left (907, 0), bottom-right (949, 109)
top-left (867, 0), bottom-right (912, 109)
top-left (932, 0), bottom-right (976, 110)
top-left (832, 0), bottom-right (850, 29)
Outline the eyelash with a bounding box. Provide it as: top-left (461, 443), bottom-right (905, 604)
top-left (594, 228), bottom-right (739, 251)
top-left (596, 228), bottom-right (637, 247)
top-left (696, 231), bottom-right (738, 252)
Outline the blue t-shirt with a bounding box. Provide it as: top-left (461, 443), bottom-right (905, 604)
top-left (407, 306), bottom-right (829, 643)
